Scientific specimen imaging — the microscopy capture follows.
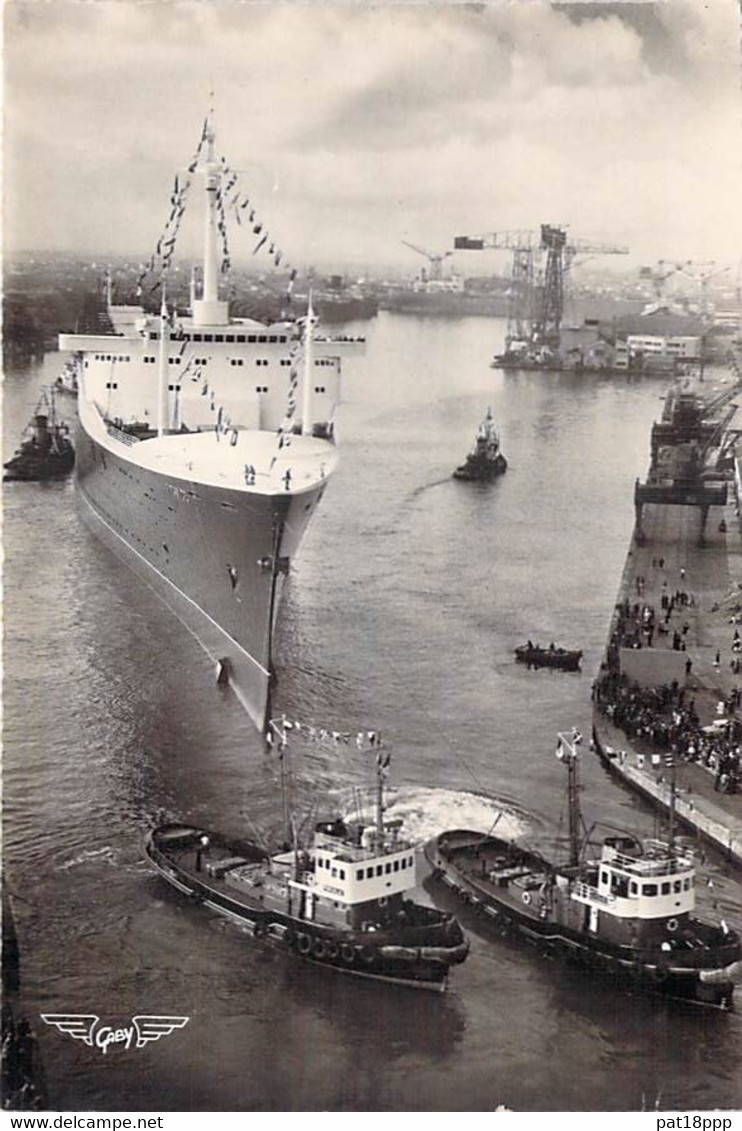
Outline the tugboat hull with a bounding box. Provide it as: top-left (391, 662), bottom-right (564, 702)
top-left (146, 825), bottom-right (469, 991)
top-left (426, 830), bottom-right (739, 1009)
top-left (452, 454), bottom-right (508, 482)
top-left (3, 449), bottom-right (75, 482)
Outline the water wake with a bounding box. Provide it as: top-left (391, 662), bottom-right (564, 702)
top-left (343, 785), bottom-right (530, 845)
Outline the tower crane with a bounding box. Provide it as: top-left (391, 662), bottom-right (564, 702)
top-left (401, 241), bottom-right (453, 283)
top-left (638, 260), bottom-right (690, 308)
top-left (454, 226), bottom-right (628, 348)
top-left (680, 261), bottom-right (732, 321)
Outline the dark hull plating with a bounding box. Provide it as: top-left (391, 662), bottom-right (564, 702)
top-left (452, 454), bottom-right (508, 481)
top-left (426, 832), bottom-right (739, 1008)
top-left (514, 646), bottom-right (582, 671)
top-left (74, 414), bottom-right (325, 729)
top-left (146, 826), bottom-right (468, 990)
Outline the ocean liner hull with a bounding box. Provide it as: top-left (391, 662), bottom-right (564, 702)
top-left (74, 397), bottom-right (330, 729)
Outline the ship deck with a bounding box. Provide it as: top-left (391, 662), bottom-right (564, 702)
top-left (102, 418), bottom-right (338, 495)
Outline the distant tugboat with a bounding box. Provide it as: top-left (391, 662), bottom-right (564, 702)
top-left (146, 721), bottom-right (469, 990)
top-left (53, 354), bottom-right (80, 397)
top-left (453, 407), bottom-right (507, 481)
top-left (4, 389), bottom-right (74, 482)
top-left (426, 730), bottom-right (741, 1008)
top-left (515, 642), bottom-right (582, 672)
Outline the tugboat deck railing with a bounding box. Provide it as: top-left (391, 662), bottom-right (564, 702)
top-left (573, 881), bottom-right (616, 906)
top-left (605, 848), bottom-right (693, 877)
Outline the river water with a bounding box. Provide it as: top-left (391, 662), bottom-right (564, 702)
top-left (4, 312), bottom-right (741, 1112)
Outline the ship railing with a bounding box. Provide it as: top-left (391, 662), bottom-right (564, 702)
top-left (313, 831), bottom-right (413, 860)
top-left (573, 881), bottom-right (616, 906)
top-left (606, 847), bottom-right (693, 876)
top-left (105, 420), bottom-right (139, 447)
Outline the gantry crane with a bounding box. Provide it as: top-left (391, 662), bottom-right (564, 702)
top-left (638, 260), bottom-right (690, 308)
top-left (680, 262), bottom-right (732, 321)
top-left (454, 226), bottom-right (628, 347)
top-left (401, 241), bottom-right (453, 283)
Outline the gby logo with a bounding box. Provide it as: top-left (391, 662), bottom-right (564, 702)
top-left (41, 1014), bottom-right (189, 1054)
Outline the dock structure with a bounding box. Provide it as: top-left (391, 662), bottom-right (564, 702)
top-left (593, 373), bottom-right (742, 867)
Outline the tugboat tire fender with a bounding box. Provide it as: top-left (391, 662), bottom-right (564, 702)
top-left (341, 944), bottom-right (356, 965)
top-left (666, 918), bottom-right (678, 933)
top-left (324, 940), bottom-right (339, 960)
top-left (296, 932), bottom-right (312, 956)
top-left (522, 891), bottom-right (531, 906)
top-left (356, 945), bottom-right (375, 965)
top-left (379, 945), bottom-right (419, 961)
top-left (419, 945), bottom-right (469, 963)
top-left (377, 896), bottom-right (388, 908)
top-left (312, 937), bottom-right (327, 960)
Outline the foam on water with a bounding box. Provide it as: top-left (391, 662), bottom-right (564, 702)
top-left (344, 785), bottom-right (530, 845)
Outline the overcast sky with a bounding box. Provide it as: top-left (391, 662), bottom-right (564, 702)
top-left (4, 0), bottom-right (741, 273)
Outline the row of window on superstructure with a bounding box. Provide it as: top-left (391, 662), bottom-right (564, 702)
top-left (96, 353), bottom-right (334, 368)
top-left (148, 332), bottom-right (289, 344)
top-left (601, 869), bottom-right (692, 896)
top-left (354, 856), bottom-right (414, 881)
top-left (315, 855), bottom-right (414, 882)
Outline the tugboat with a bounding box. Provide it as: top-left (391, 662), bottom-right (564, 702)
top-left (453, 407), bottom-right (507, 481)
top-left (3, 389), bottom-right (74, 482)
top-left (53, 354), bottom-right (80, 397)
top-left (515, 642), bottom-right (582, 672)
top-left (426, 730), bottom-right (741, 1008)
top-left (146, 721), bottom-right (469, 990)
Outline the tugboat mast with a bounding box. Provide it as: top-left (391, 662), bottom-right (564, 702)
top-left (668, 747), bottom-right (677, 856)
top-left (557, 729), bottom-right (583, 866)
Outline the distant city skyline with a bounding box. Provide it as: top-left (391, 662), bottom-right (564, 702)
top-left (5, 1), bottom-right (741, 274)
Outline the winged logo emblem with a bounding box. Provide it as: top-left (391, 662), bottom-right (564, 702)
top-left (40, 1015), bottom-right (99, 1046)
top-left (132, 1016), bottom-right (190, 1048)
top-left (41, 1013), bottom-right (189, 1053)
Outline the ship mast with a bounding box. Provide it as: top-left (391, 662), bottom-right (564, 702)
top-left (375, 744), bottom-right (391, 849)
top-left (556, 729), bottom-right (583, 867)
top-left (157, 286), bottom-right (170, 438)
top-left (268, 716), bottom-right (293, 849)
top-left (192, 107), bottom-right (229, 328)
top-left (668, 746), bottom-right (677, 856)
top-left (301, 291), bottom-right (316, 437)
top-left (202, 117), bottom-right (219, 308)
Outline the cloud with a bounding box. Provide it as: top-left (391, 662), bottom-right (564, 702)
top-left (3, 0), bottom-right (740, 266)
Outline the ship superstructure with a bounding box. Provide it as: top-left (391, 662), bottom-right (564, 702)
top-left (59, 114), bottom-right (363, 729)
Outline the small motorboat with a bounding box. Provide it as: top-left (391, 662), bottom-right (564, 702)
top-left (453, 407), bottom-right (507, 481)
top-left (4, 388), bottom-right (74, 482)
top-left (515, 642), bottom-right (582, 671)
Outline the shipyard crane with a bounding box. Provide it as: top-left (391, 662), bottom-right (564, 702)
top-left (454, 226), bottom-right (628, 347)
top-left (638, 260), bottom-right (690, 308)
top-left (401, 241), bottom-right (453, 283)
top-left (680, 261), bottom-right (732, 321)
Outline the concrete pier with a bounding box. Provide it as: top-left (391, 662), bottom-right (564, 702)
top-left (593, 382), bottom-right (742, 867)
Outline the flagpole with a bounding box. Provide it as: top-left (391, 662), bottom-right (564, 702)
top-left (668, 747), bottom-right (677, 856)
top-left (157, 285), bottom-right (170, 438)
top-left (301, 291), bottom-right (315, 437)
top-left (376, 747), bottom-right (385, 849)
top-left (557, 729), bottom-right (583, 867)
